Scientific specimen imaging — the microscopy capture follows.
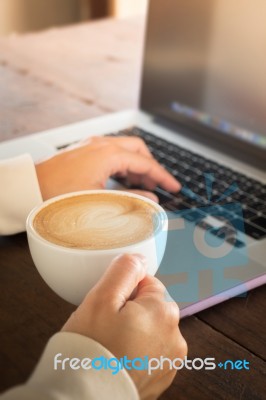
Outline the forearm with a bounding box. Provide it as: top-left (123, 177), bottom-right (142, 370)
top-left (0, 333), bottom-right (139, 400)
top-left (0, 155), bottom-right (42, 235)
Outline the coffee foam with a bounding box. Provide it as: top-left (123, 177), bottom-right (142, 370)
top-left (33, 193), bottom-right (160, 250)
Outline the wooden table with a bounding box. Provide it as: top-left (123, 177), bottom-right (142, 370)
top-left (0, 16), bottom-right (265, 400)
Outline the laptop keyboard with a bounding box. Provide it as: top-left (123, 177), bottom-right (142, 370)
top-left (108, 127), bottom-right (266, 242)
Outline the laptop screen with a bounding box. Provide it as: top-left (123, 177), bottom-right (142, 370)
top-left (140, 0), bottom-right (266, 160)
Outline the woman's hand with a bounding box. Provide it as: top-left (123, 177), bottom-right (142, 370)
top-left (35, 136), bottom-right (181, 201)
top-left (63, 254), bottom-right (187, 400)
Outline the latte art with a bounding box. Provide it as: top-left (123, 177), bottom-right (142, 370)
top-left (33, 194), bottom-right (160, 250)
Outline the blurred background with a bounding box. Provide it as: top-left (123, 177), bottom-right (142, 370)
top-left (0, 0), bottom-right (148, 36)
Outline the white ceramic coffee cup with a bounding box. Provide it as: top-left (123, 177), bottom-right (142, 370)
top-left (26, 190), bottom-right (168, 305)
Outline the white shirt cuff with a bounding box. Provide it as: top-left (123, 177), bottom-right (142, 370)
top-left (0, 154), bottom-right (43, 235)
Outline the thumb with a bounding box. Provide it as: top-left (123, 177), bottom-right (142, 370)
top-left (89, 254), bottom-right (148, 311)
top-left (135, 275), bottom-right (167, 302)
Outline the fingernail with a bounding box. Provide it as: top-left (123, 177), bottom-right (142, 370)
top-left (172, 181), bottom-right (182, 192)
top-left (175, 179), bottom-right (182, 188)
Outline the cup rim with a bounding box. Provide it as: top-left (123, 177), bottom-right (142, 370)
top-left (26, 190), bottom-right (168, 254)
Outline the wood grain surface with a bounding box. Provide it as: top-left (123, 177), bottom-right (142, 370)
top-left (0, 16), bottom-right (265, 400)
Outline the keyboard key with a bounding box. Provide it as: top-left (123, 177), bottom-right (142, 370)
top-left (226, 237), bottom-right (246, 248)
top-left (247, 199), bottom-right (265, 211)
top-left (110, 128), bottom-right (265, 236)
top-left (186, 185), bottom-right (206, 197)
top-left (250, 216), bottom-right (266, 230)
top-left (180, 197), bottom-right (199, 208)
top-left (237, 180), bottom-right (255, 192)
top-left (213, 226), bottom-right (236, 238)
top-left (256, 193), bottom-right (266, 202)
top-left (197, 221), bottom-right (212, 230)
top-left (242, 207), bottom-right (257, 220)
top-left (231, 191), bottom-right (251, 202)
top-left (169, 201), bottom-right (191, 211)
top-left (208, 207), bottom-right (234, 221)
top-left (243, 222), bottom-right (266, 240)
top-left (153, 188), bottom-right (174, 204)
top-left (186, 170), bottom-right (202, 181)
top-left (210, 228), bottom-right (246, 249)
top-left (211, 195), bottom-right (234, 204)
top-left (183, 210), bottom-right (205, 222)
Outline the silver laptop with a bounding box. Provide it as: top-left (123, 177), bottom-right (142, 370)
top-left (1, 0), bottom-right (265, 317)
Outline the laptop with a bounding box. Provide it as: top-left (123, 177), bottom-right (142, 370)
top-left (1, 0), bottom-right (265, 317)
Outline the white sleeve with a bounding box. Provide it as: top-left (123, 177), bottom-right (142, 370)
top-left (0, 154), bottom-right (43, 235)
top-left (0, 332), bottom-right (139, 400)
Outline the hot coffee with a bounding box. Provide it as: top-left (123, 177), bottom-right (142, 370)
top-left (33, 193), bottom-right (161, 250)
